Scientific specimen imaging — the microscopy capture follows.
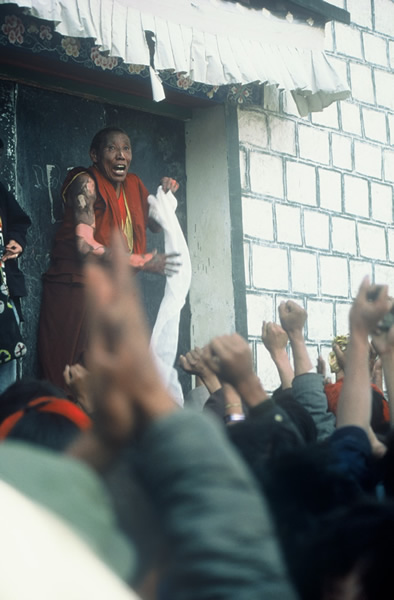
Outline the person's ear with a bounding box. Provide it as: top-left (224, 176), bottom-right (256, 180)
top-left (90, 149), bottom-right (97, 164)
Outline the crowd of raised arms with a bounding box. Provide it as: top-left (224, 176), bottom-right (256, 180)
top-left (0, 232), bottom-right (394, 599)
top-left (1, 127), bottom-right (394, 599)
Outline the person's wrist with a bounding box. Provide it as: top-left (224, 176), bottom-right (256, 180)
top-left (202, 373), bottom-right (221, 394)
top-left (271, 348), bottom-right (289, 364)
top-left (236, 374), bottom-right (268, 407)
top-left (287, 329), bottom-right (304, 342)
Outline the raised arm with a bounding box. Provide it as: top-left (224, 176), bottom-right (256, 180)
top-left (336, 278), bottom-right (391, 432)
top-left (278, 300), bottom-right (312, 375)
top-left (279, 300), bottom-right (336, 440)
top-left (67, 235), bottom-right (297, 600)
top-left (261, 321), bottom-right (293, 389)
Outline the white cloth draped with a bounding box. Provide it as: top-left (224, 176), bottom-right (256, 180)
top-left (148, 187), bottom-right (191, 407)
top-left (0, 0), bottom-right (351, 115)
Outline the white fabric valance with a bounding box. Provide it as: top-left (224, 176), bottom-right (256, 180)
top-left (0, 0), bottom-right (351, 115)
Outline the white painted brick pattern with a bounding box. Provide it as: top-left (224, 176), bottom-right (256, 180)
top-left (335, 302), bottom-right (352, 336)
top-left (354, 141), bottom-right (382, 178)
top-left (347, 0), bottom-right (372, 28)
top-left (362, 108), bottom-right (387, 143)
top-left (242, 197), bottom-right (274, 240)
top-left (249, 152), bottom-right (283, 198)
top-left (251, 245), bottom-right (288, 291)
top-left (319, 169), bottom-right (342, 212)
top-left (349, 63), bottom-right (375, 104)
top-left (363, 33), bottom-right (388, 67)
top-left (246, 293), bottom-right (273, 337)
top-left (344, 175), bottom-right (369, 217)
top-left (237, 0), bottom-right (394, 391)
top-left (286, 161), bottom-right (317, 205)
top-left (276, 204), bottom-right (302, 245)
top-left (332, 133), bottom-right (352, 170)
top-left (335, 23), bottom-right (363, 58)
top-left (303, 210), bottom-right (330, 250)
top-left (331, 216), bottom-right (357, 255)
top-left (290, 250), bottom-right (318, 294)
top-left (350, 260), bottom-right (373, 297)
top-left (307, 300), bottom-right (334, 341)
top-left (358, 222), bottom-right (387, 259)
top-left (371, 182), bottom-right (393, 223)
top-left (299, 125), bottom-right (330, 164)
top-left (320, 255), bottom-right (349, 297)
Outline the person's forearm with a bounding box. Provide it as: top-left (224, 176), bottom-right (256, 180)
top-left (270, 349), bottom-right (294, 389)
top-left (236, 374), bottom-right (269, 408)
top-left (336, 332), bottom-right (371, 431)
top-left (288, 332), bottom-right (313, 376)
top-left (200, 372), bottom-right (222, 395)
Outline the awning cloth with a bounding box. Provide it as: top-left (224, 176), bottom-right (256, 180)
top-left (0, 0), bottom-right (351, 115)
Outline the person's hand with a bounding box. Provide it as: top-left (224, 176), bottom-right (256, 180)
top-left (278, 300), bottom-right (307, 336)
top-left (179, 347), bottom-right (221, 394)
top-left (63, 363), bottom-right (94, 414)
top-left (349, 277), bottom-right (392, 338)
top-left (372, 325), bottom-right (394, 358)
top-left (179, 347), bottom-right (211, 379)
top-left (161, 177), bottom-right (179, 194)
top-left (261, 321), bottom-right (288, 358)
top-left (142, 251), bottom-right (181, 277)
top-left (85, 233), bottom-right (176, 445)
top-left (2, 239), bottom-right (22, 261)
top-left (203, 333), bottom-right (268, 407)
top-left (203, 334), bottom-right (254, 387)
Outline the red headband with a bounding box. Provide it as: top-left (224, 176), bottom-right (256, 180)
top-left (0, 396), bottom-right (92, 440)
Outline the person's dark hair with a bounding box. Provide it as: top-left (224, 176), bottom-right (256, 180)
top-left (295, 500), bottom-right (394, 600)
top-left (6, 410), bottom-right (81, 451)
top-left (0, 377), bottom-right (65, 422)
top-left (253, 443), bottom-right (365, 600)
top-left (0, 378), bottom-right (86, 451)
top-left (90, 127), bottom-right (129, 154)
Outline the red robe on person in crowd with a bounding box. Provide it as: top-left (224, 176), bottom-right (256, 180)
top-left (38, 166), bottom-right (149, 389)
top-left (324, 378), bottom-right (390, 431)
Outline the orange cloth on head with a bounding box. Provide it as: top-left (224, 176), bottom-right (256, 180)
top-left (324, 379), bottom-right (390, 423)
top-left (0, 396), bottom-right (92, 439)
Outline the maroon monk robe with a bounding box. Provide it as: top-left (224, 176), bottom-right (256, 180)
top-left (38, 166), bottom-right (149, 389)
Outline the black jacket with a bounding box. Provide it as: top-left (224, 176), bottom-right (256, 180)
top-left (0, 181), bottom-right (31, 299)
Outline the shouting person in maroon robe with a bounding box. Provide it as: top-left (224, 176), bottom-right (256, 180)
top-left (38, 126), bottom-right (180, 389)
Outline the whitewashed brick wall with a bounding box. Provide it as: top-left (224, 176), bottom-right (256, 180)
top-left (239, 0), bottom-right (394, 391)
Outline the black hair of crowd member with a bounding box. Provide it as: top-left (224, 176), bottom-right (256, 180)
top-left (0, 377), bottom-right (81, 452)
top-left (295, 500), bottom-right (394, 600)
top-left (90, 127), bottom-right (129, 154)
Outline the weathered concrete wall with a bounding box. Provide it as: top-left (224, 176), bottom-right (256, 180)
top-left (185, 105), bottom-right (236, 348)
top-left (239, 0), bottom-right (394, 391)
